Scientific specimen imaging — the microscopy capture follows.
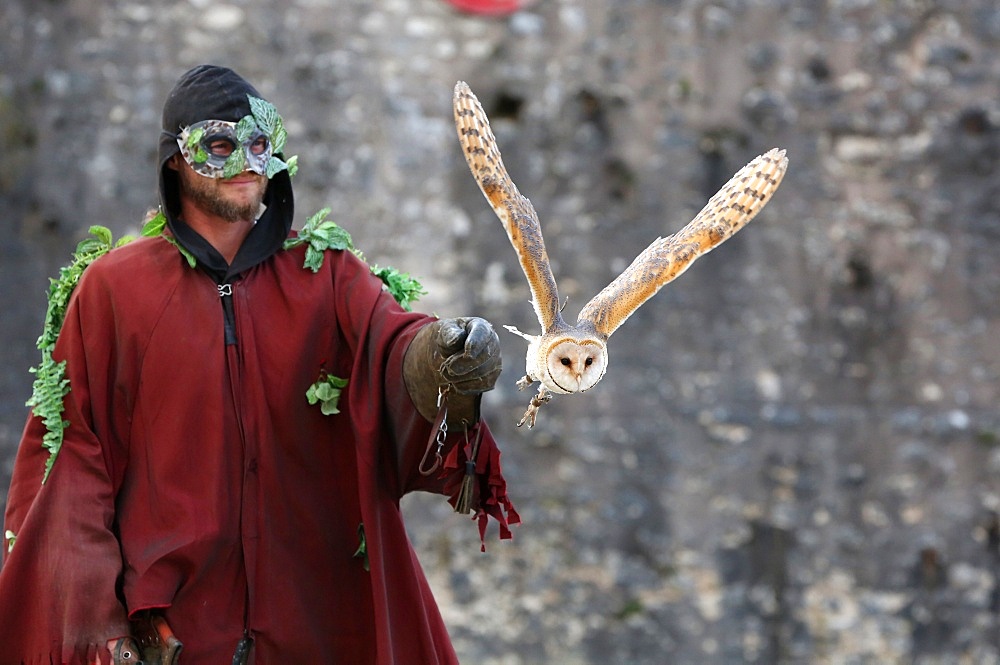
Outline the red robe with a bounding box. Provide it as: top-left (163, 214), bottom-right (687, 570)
top-left (0, 236), bottom-right (517, 664)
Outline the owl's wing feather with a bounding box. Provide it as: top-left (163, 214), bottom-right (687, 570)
top-left (454, 81), bottom-right (562, 334)
top-left (578, 148), bottom-right (788, 339)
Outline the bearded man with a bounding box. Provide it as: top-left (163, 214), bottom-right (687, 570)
top-left (0, 64), bottom-right (517, 664)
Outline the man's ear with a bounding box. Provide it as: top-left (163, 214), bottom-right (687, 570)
top-left (166, 154), bottom-right (181, 172)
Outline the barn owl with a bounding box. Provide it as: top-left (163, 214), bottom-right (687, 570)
top-left (453, 81), bottom-right (788, 427)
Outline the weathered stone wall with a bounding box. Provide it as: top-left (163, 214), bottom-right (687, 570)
top-left (1, 0), bottom-right (998, 662)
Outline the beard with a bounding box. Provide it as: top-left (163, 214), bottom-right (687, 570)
top-left (180, 168), bottom-right (268, 223)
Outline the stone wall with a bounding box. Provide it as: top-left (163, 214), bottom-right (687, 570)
top-left (1, 0), bottom-right (998, 662)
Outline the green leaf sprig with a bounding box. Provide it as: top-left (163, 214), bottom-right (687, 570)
top-left (369, 264), bottom-right (426, 313)
top-left (222, 145), bottom-right (248, 179)
top-left (283, 207), bottom-right (354, 272)
top-left (306, 373), bottom-right (349, 415)
top-left (141, 210), bottom-right (197, 268)
top-left (240, 95), bottom-right (297, 179)
top-left (185, 127), bottom-right (209, 164)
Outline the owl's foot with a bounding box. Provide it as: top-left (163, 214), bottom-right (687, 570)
top-left (516, 387), bottom-right (551, 428)
top-left (514, 374), bottom-right (534, 391)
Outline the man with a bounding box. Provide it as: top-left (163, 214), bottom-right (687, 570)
top-left (0, 65), bottom-right (517, 664)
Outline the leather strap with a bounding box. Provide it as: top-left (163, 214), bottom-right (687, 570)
top-left (418, 385), bottom-right (450, 476)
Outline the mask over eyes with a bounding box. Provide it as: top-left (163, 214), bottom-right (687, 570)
top-left (172, 94), bottom-right (296, 180)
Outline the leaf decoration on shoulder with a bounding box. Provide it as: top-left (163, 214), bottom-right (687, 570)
top-left (369, 264), bottom-right (426, 312)
top-left (283, 207), bottom-right (353, 272)
top-left (284, 208), bottom-right (426, 310)
top-left (142, 210), bottom-right (197, 268)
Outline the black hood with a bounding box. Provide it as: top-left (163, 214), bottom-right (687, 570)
top-left (158, 64), bottom-right (294, 282)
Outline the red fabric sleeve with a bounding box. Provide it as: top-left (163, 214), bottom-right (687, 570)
top-left (0, 273), bottom-right (131, 663)
top-left (330, 249), bottom-right (520, 549)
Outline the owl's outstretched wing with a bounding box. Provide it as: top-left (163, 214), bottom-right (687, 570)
top-left (577, 148), bottom-right (788, 339)
top-left (454, 81), bottom-right (562, 334)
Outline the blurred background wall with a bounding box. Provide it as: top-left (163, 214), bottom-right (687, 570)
top-left (1, 0), bottom-right (998, 662)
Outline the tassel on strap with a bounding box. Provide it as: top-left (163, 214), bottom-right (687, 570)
top-left (453, 421), bottom-right (483, 516)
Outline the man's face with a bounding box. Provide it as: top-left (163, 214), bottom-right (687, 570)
top-left (173, 155), bottom-right (268, 223)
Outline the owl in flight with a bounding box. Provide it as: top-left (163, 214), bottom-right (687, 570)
top-left (453, 81), bottom-right (788, 428)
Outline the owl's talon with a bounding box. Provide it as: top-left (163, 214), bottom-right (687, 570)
top-left (516, 402), bottom-right (540, 428)
top-left (516, 388), bottom-right (551, 428)
top-left (514, 375), bottom-right (533, 391)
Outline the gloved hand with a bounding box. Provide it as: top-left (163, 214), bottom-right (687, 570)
top-left (434, 317), bottom-right (502, 394)
top-left (103, 613), bottom-right (182, 665)
top-left (403, 317), bottom-right (502, 423)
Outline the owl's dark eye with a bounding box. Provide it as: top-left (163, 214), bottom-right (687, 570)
top-left (560, 358), bottom-right (571, 366)
top-left (585, 357), bottom-right (593, 367)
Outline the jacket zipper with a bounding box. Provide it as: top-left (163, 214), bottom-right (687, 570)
top-left (219, 281), bottom-right (255, 658)
top-left (219, 283), bottom-right (238, 346)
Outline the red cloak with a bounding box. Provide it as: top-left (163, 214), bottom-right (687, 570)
top-left (0, 236), bottom-right (518, 663)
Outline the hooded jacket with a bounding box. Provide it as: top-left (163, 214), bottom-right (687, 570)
top-left (0, 65), bottom-right (518, 664)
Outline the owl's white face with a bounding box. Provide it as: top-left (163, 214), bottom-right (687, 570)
top-left (541, 338), bottom-right (608, 394)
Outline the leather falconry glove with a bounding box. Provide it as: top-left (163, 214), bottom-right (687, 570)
top-left (403, 317), bottom-right (501, 424)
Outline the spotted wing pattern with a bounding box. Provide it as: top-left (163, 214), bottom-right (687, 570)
top-left (577, 148), bottom-right (788, 339)
top-left (454, 81), bottom-right (563, 334)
